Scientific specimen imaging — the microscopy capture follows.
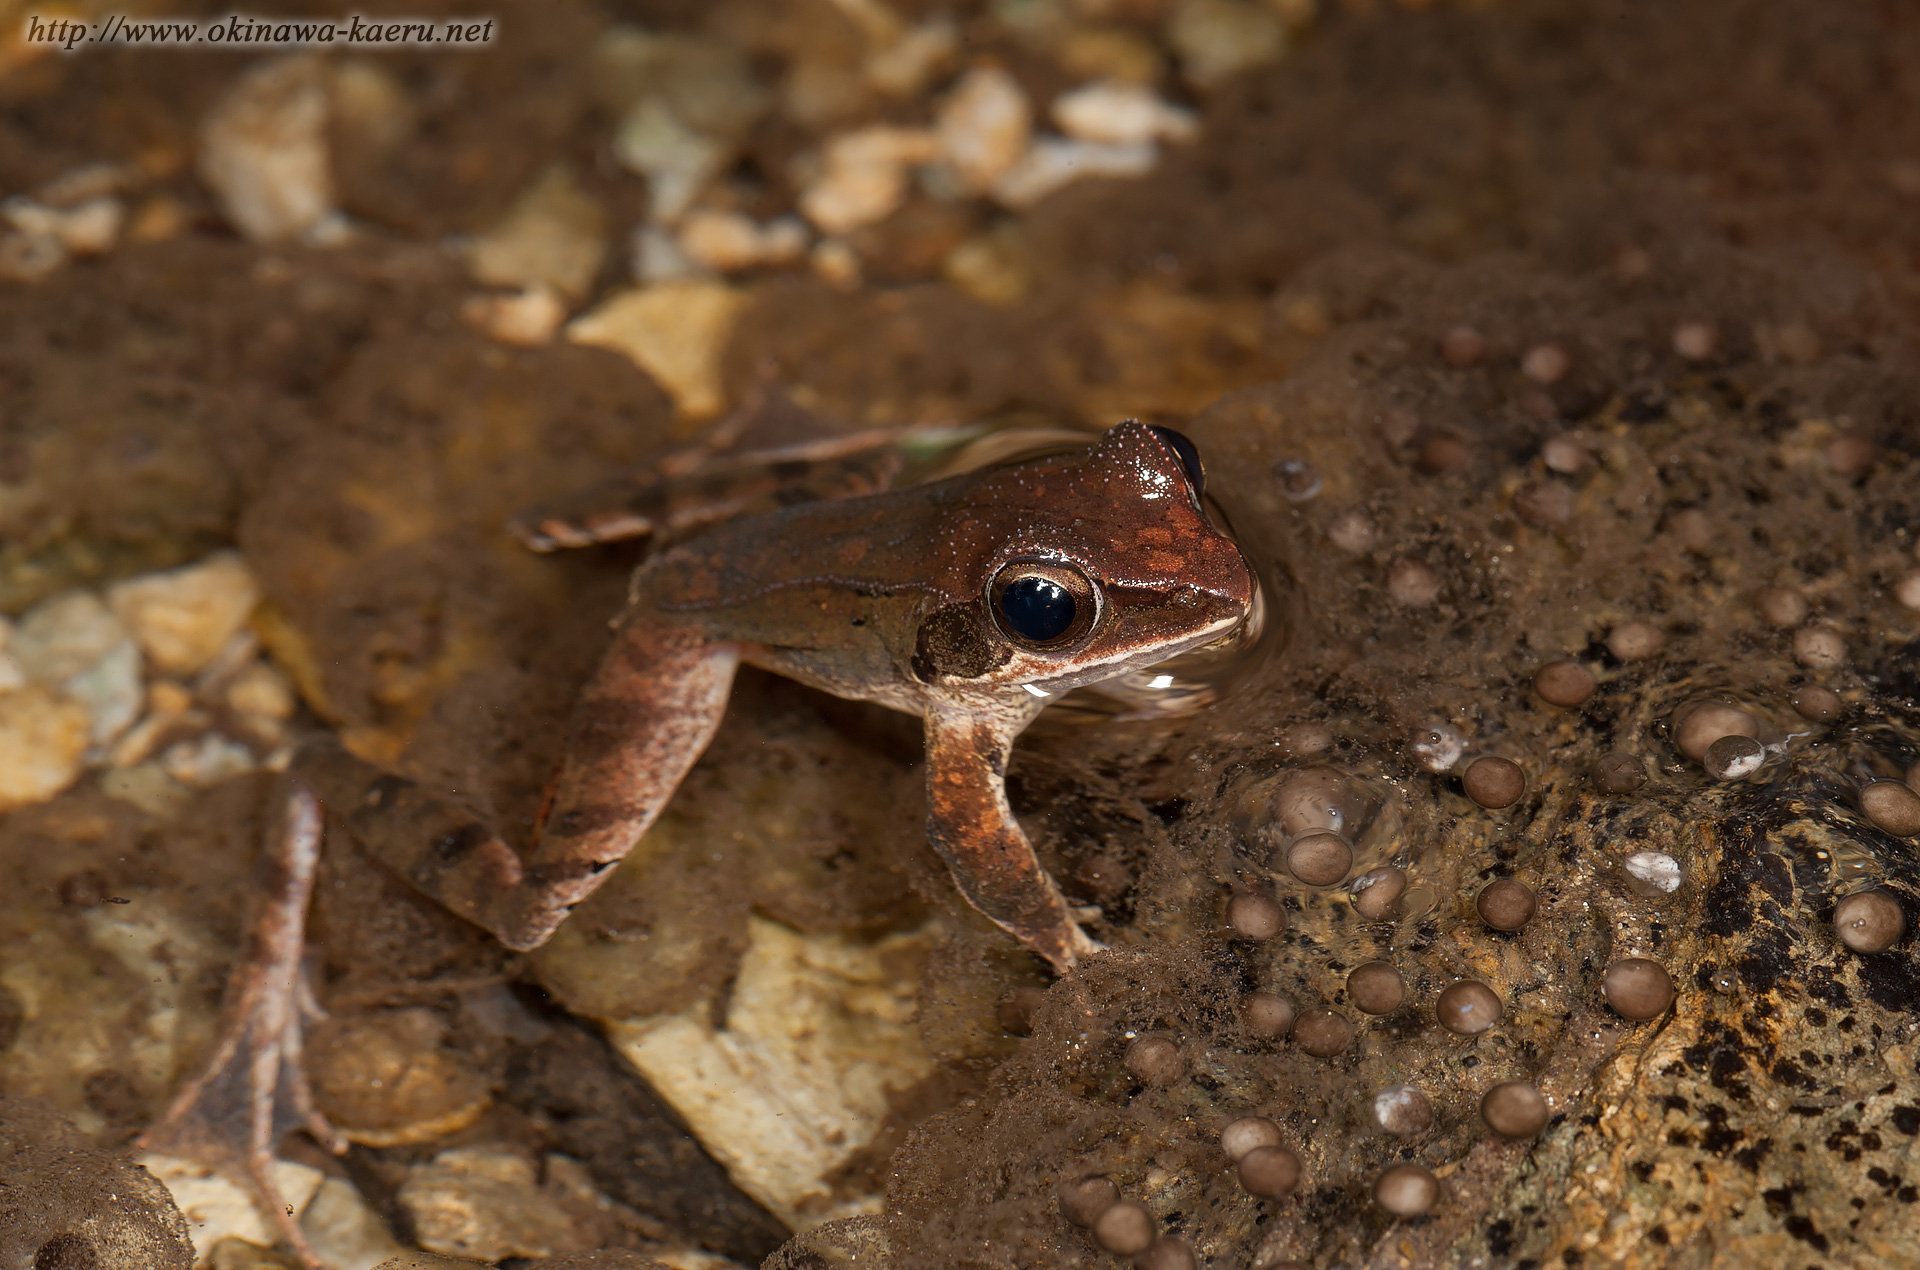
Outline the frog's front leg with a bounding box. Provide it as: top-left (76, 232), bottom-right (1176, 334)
top-left (298, 614), bottom-right (739, 950)
top-left (923, 697), bottom-right (1099, 975)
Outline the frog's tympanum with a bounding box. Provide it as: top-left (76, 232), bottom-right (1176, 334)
top-left (140, 421), bottom-right (1255, 1265)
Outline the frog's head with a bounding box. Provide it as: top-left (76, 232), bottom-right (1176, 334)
top-left (913, 421), bottom-right (1257, 697)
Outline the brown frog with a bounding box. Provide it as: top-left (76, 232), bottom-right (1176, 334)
top-left (141, 418), bottom-right (1255, 1264)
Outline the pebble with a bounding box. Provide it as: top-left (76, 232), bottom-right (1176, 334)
top-left (800, 126), bottom-right (940, 234)
top-left (108, 551), bottom-right (262, 677)
top-left (197, 54), bottom-right (337, 242)
top-left (466, 166), bottom-right (608, 301)
top-left (1326, 509), bottom-right (1377, 553)
top-left (0, 685), bottom-right (91, 812)
top-left (1623, 851), bottom-right (1683, 897)
top-left (302, 1176), bottom-right (406, 1270)
top-left (1347, 962), bottom-right (1406, 1015)
top-left (1168, 0), bottom-right (1286, 87)
top-left (1791, 625), bottom-right (1847, 669)
top-left (1664, 507), bottom-right (1715, 554)
top-left (1533, 659), bottom-right (1595, 707)
top-left (1220, 1116), bottom-right (1283, 1161)
top-left (1286, 832), bottom-right (1352, 886)
top-left (1463, 756), bottom-right (1526, 809)
top-left (567, 281), bottom-right (748, 418)
top-left (935, 65), bottom-right (1032, 193)
top-left (1051, 80), bottom-right (1199, 146)
top-left (1673, 702), bottom-right (1759, 762)
top-left (1373, 1085), bottom-right (1433, 1136)
top-left (1410, 724), bottom-right (1466, 773)
top-left (1226, 891), bottom-right (1287, 939)
top-left (1703, 734), bottom-right (1765, 782)
top-left (1480, 1080), bottom-right (1550, 1137)
top-left (614, 98), bottom-right (729, 226)
top-left (1672, 320), bottom-right (1718, 360)
top-left (1541, 433), bottom-right (1592, 474)
top-left (1125, 1036), bottom-right (1185, 1086)
top-left (1601, 958), bottom-right (1674, 1020)
top-left (1350, 866), bottom-right (1408, 920)
top-left (1860, 781), bottom-right (1920, 837)
top-left (1593, 751), bottom-right (1647, 793)
top-left (677, 211), bottom-right (809, 272)
top-left (1237, 1145), bottom-right (1302, 1198)
top-left (159, 734), bottom-right (259, 788)
top-left (1440, 325), bottom-right (1486, 366)
top-left (0, 231), bottom-right (66, 282)
top-left (1894, 570), bottom-right (1920, 611)
top-left (461, 285), bottom-right (567, 347)
top-left (1521, 343), bottom-right (1571, 384)
top-left (397, 1149), bottom-right (613, 1262)
top-left (1416, 434), bottom-right (1471, 473)
top-left (1058, 1175), bottom-right (1120, 1227)
top-left (1789, 684), bottom-right (1844, 723)
top-left (2, 195), bottom-right (124, 255)
top-left (1092, 1201), bottom-right (1156, 1255)
top-left (1241, 991), bottom-right (1295, 1039)
top-left (1833, 891), bottom-right (1904, 953)
top-left (1435, 981), bottom-right (1503, 1035)
top-left (1476, 878), bottom-right (1537, 930)
top-left (1825, 433), bottom-right (1876, 477)
top-left (1606, 621), bottom-right (1666, 660)
top-left (1513, 481), bottom-right (1573, 527)
top-left (144, 1152), bottom-right (325, 1263)
top-left (10, 590), bottom-right (132, 685)
top-left (990, 137), bottom-right (1157, 210)
top-left (1292, 1008), bottom-right (1353, 1057)
top-left (1373, 1163), bottom-right (1439, 1216)
top-left (1386, 558), bottom-right (1442, 606)
top-left (1755, 586), bottom-right (1808, 628)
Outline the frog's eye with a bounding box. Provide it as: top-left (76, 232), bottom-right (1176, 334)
top-left (1149, 426), bottom-right (1206, 499)
top-left (989, 561), bottom-right (1099, 650)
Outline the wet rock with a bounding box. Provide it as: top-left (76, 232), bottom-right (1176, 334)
top-left (306, 1008), bottom-right (493, 1147)
top-left (567, 282), bottom-right (748, 418)
top-left (607, 916), bottom-right (936, 1228)
top-left (300, 1177), bottom-right (407, 1270)
top-left (107, 552), bottom-right (262, 678)
top-left (467, 166), bottom-right (608, 303)
top-left (0, 684), bottom-right (91, 811)
top-left (142, 1152), bottom-right (324, 1264)
top-left (197, 54), bottom-right (337, 242)
top-left (398, 1149), bottom-right (637, 1261)
top-left (0, 1097), bottom-right (194, 1269)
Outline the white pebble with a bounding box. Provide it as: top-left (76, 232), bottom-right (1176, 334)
top-left (1541, 433), bottom-right (1592, 474)
top-left (63, 639), bottom-right (143, 745)
top-left (9, 591), bottom-right (131, 685)
top-left (1386, 558), bottom-right (1441, 606)
top-left (799, 126), bottom-right (941, 234)
top-left (107, 551), bottom-right (262, 677)
top-left (159, 733), bottom-right (259, 788)
top-left (1623, 851), bottom-right (1683, 896)
top-left (461, 285), bottom-right (567, 348)
top-left (1327, 509), bottom-right (1376, 553)
top-left (1409, 725), bottom-right (1466, 774)
top-left (990, 137), bottom-right (1157, 210)
top-left (1, 195), bottom-right (124, 255)
top-left (1051, 80), bottom-right (1199, 146)
top-left (936, 65), bottom-right (1032, 194)
top-left (677, 210), bottom-right (809, 272)
top-left (614, 97), bottom-right (730, 225)
top-left (1893, 571), bottom-right (1920, 611)
top-left (197, 54), bottom-right (336, 242)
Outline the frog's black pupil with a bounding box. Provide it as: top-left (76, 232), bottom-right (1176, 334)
top-left (1149, 425), bottom-right (1206, 497)
top-left (999, 576), bottom-right (1077, 643)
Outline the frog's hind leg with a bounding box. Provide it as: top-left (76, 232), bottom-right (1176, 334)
top-left (296, 619), bottom-right (739, 952)
top-left (922, 698), bottom-right (1099, 976)
top-left (138, 785), bottom-right (344, 1270)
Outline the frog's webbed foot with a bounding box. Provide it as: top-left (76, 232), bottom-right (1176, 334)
top-left (295, 619), bottom-right (740, 953)
top-left (923, 699), bottom-right (1098, 976)
top-left (138, 786), bottom-right (344, 1270)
